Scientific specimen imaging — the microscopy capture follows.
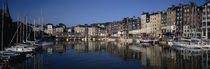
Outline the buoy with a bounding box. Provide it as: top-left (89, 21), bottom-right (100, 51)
top-left (47, 62), bottom-right (51, 65)
top-left (2, 61), bottom-right (8, 68)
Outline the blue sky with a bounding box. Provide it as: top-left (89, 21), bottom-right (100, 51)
top-left (1, 0), bottom-right (206, 27)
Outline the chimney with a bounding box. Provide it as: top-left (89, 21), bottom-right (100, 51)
top-left (133, 16), bottom-right (135, 20)
top-left (172, 5), bottom-right (175, 9)
top-left (126, 17), bottom-right (129, 23)
top-left (179, 3), bottom-right (182, 7)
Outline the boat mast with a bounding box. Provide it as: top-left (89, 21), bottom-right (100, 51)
top-left (34, 19), bottom-right (36, 40)
top-left (206, 4), bottom-right (208, 39)
top-left (41, 8), bottom-right (44, 38)
top-left (16, 16), bottom-right (19, 43)
top-left (1, 0), bottom-right (5, 50)
top-left (194, 7), bottom-right (197, 38)
top-left (23, 16), bottom-right (25, 42)
top-left (26, 16), bottom-right (28, 41)
top-left (20, 16), bottom-right (22, 42)
top-left (9, 16), bottom-right (24, 46)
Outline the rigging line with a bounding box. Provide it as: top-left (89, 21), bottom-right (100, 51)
top-left (9, 18), bottom-right (24, 46)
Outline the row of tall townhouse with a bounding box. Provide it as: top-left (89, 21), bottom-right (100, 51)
top-left (54, 0), bottom-right (210, 39)
top-left (109, 16), bottom-right (141, 37)
top-left (140, 1), bottom-right (205, 38)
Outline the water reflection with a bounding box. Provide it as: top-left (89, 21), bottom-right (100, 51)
top-left (4, 41), bottom-right (210, 69)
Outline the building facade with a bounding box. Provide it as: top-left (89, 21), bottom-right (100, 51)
top-left (183, 2), bottom-right (197, 38)
top-left (141, 12), bottom-right (150, 34)
top-left (88, 27), bottom-right (98, 37)
top-left (45, 23), bottom-right (54, 35)
top-left (202, 0), bottom-right (210, 39)
top-left (150, 12), bottom-right (162, 37)
top-left (166, 5), bottom-right (177, 35)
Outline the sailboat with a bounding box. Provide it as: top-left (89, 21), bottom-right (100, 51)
top-left (0, 0), bottom-right (22, 61)
top-left (4, 16), bottom-right (34, 53)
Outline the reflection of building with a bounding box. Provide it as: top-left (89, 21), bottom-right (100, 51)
top-left (129, 46), bottom-right (162, 68)
top-left (47, 48), bottom-right (53, 55)
top-left (55, 44), bottom-right (65, 54)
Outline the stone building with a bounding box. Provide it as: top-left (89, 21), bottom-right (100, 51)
top-left (87, 26), bottom-right (98, 36)
top-left (140, 12), bottom-right (150, 36)
top-left (150, 12), bottom-right (162, 37)
top-left (183, 2), bottom-right (199, 38)
top-left (74, 25), bottom-right (87, 36)
top-left (166, 5), bottom-right (177, 35)
top-left (161, 10), bottom-right (167, 37)
top-left (111, 21), bottom-right (121, 37)
top-left (45, 23), bottom-right (54, 35)
top-left (91, 23), bottom-right (110, 37)
top-left (202, 0), bottom-right (210, 39)
top-left (176, 4), bottom-right (184, 36)
top-left (55, 26), bottom-right (64, 34)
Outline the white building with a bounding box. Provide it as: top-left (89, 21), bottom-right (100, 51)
top-left (45, 24), bottom-right (54, 34)
top-left (88, 27), bottom-right (98, 36)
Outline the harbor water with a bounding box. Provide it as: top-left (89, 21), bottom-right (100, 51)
top-left (2, 41), bottom-right (210, 69)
